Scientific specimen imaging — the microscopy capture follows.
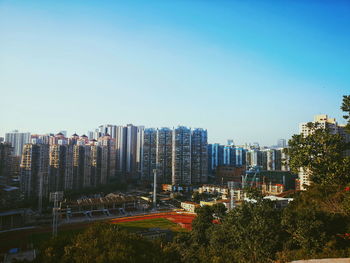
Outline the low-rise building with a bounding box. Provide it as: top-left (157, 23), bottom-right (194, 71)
top-left (200, 199), bottom-right (231, 210)
top-left (162, 184), bottom-right (173, 192)
top-left (261, 182), bottom-right (285, 195)
top-left (181, 201), bottom-right (200, 213)
top-left (198, 184), bottom-right (229, 195)
top-left (231, 189), bottom-right (247, 201)
top-left (263, 195), bottom-right (293, 209)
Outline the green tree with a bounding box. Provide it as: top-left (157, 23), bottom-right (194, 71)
top-left (285, 124), bottom-right (350, 186)
top-left (211, 203), bottom-right (227, 221)
top-left (285, 95), bottom-right (350, 187)
top-left (341, 95), bottom-right (350, 132)
top-left (243, 186), bottom-right (263, 201)
top-left (280, 185), bottom-right (350, 260)
top-left (36, 223), bottom-right (178, 263)
top-left (210, 200), bottom-right (284, 263)
top-left (191, 205), bottom-right (215, 244)
top-left (192, 191), bottom-right (201, 203)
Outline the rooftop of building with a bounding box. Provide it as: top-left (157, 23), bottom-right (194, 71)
top-left (181, 201), bottom-right (200, 206)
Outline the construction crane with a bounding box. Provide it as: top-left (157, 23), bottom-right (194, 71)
top-left (242, 167), bottom-right (260, 189)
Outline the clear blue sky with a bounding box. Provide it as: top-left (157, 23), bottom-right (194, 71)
top-left (0, 0), bottom-right (349, 145)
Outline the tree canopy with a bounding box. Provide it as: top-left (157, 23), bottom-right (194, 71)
top-left (36, 223), bottom-right (178, 263)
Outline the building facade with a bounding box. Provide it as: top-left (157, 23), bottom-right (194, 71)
top-left (5, 131), bottom-right (30, 157)
top-left (141, 128), bottom-right (157, 182)
top-left (0, 143), bottom-right (13, 186)
top-left (172, 126), bottom-right (192, 185)
top-left (20, 143), bottom-right (50, 198)
top-left (156, 128), bottom-right (173, 184)
top-left (191, 128), bottom-right (208, 184)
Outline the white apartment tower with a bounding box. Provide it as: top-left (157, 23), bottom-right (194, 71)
top-left (5, 130), bottom-right (31, 157)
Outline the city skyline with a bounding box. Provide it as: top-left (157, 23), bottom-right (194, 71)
top-left (2, 125), bottom-right (289, 147)
top-left (1, 1), bottom-right (349, 145)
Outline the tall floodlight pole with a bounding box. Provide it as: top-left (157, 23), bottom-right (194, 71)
top-left (153, 169), bottom-right (157, 210)
top-left (52, 193), bottom-right (58, 237)
top-left (228, 181), bottom-right (235, 211)
top-left (50, 191), bottom-right (63, 238)
top-left (38, 172), bottom-right (43, 214)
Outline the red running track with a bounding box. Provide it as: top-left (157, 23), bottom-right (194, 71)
top-left (110, 212), bottom-right (196, 230)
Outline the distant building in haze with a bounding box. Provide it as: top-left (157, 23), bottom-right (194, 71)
top-left (5, 130), bottom-right (31, 157)
top-left (227, 139), bottom-right (234, 146)
top-left (277, 139), bottom-right (287, 148)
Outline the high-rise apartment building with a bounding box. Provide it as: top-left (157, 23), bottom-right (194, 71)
top-left (18, 132), bottom-right (121, 199)
top-left (48, 132), bottom-right (73, 191)
top-left (298, 114), bottom-right (349, 190)
top-left (266, 149), bottom-right (282, 171)
top-left (191, 128), bottom-right (208, 184)
top-left (156, 128), bottom-right (173, 184)
top-left (97, 135), bottom-right (116, 184)
top-left (141, 128), bottom-right (157, 182)
top-left (126, 124), bottom-right (140, 180)
top-left (209, 143), bottom-right (224, 172)
top-left (115, 126), bottom-right (127, 177)
top-left (49, 132), bottom-right (68, 145)
top-left (299, 114), bottom-right (338, 136)
top-left (72, 144), bottom-right (91, 189)
top-left (5, 130), bottom-right (30, 156)
top-left (235, 147), bottom-right (246, 167)
top-left (31, 134), bottom-right (51, 145)
top-left (49, 144), bottom-right (73, 191)
top-left (90, 140), bottom-right (101, 187)
top-left (0, 143), bottom-right (13, 185)
top-left (223, 145), bottom-right (235, 166)
top-left (98, 124), bottom-right (117, 139)
top-left (227, 139), bottom-right (234, 146)
top-left (20, 142), bottom-right (50, 198)
top-left (136, 126), bottom-right (144, 178)
top-left (281, 150), bottom-right (289, 171)
top-left (96, 124), bottom-right (146, 181)
top-left (277, 139), bottom-right (287, 148)
top-left (172, 126), bottom-right (192, 185)
top-left (246, 149), bottom-right (263, 168)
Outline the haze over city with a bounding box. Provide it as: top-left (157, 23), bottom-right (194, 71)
top-left (2, 1), bottom-right (350, 262)
top-left (1, 0), bottom-right (349, 145)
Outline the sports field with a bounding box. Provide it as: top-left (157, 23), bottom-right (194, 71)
top-left (115, 218), bottom-right (184, 232)
top-left (0, 212), bottom-right (196, 254)
top-left (111, 212), bottom-right (196, 230)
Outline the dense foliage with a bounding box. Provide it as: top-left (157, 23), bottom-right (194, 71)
top-left (35, 223), bottom-right (177, 263)
top-left (285, 124), bottom-right (350, 186)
